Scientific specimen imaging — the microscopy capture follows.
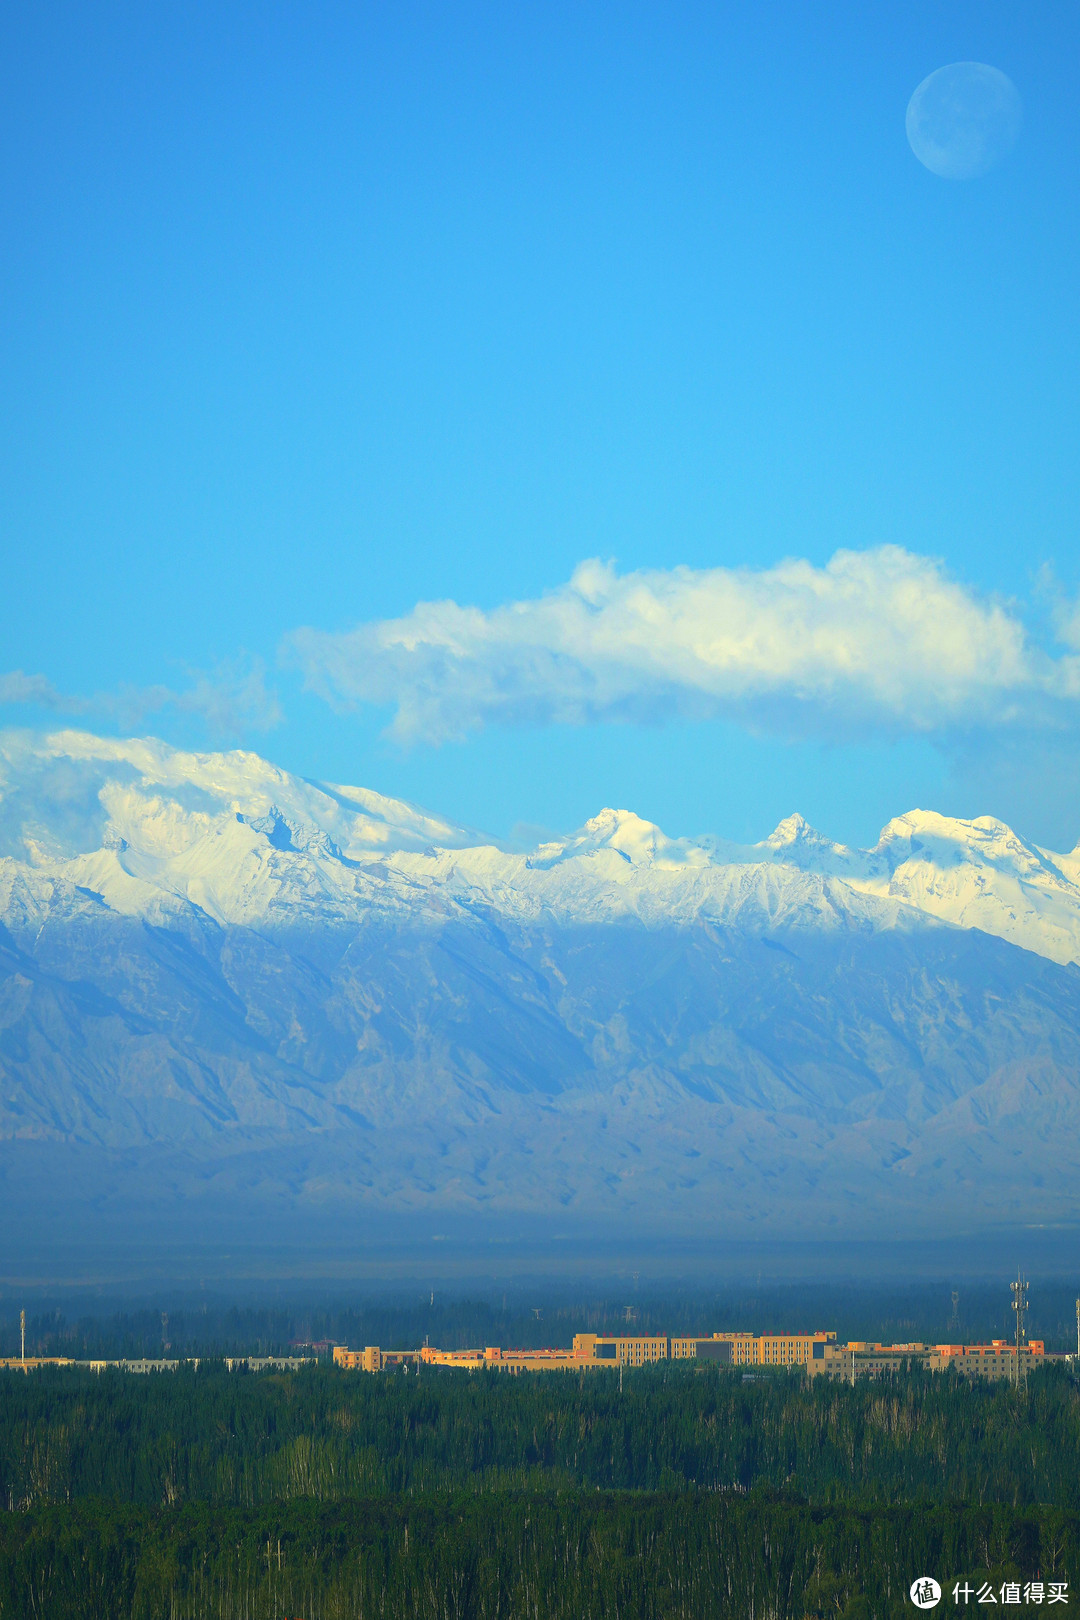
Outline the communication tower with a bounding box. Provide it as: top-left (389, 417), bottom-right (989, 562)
top-left (1075, 1297), bottom-right (1079, 1360)
top-left (948, 1290), bottom-right (960, 1337)
top-left (1010, 1273), bottom-right (1029, 1388)
top-left (20, 1308), bottom-right (25, 1364)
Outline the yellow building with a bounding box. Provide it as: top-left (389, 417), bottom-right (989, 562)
top-left (928, 1340), bottom-right (1045, 1380)
top-left (477, 1346), bottom-right (587, 1373)
top-left (711, 1332), bottom-right (836, 1368)
top-left (670, 1337), bottom-right (734, 1364)
top-left (333, 1346), bottom-right (380, 1371)
top-left (0, 1357), bottom-right (75, 1372)
top-left (572, 1334), bottom-right (669, 1366)
top-left (420, 1347), bottom-right (487, 1368)
top-left (807, 1339), bottom-right (1047, 1382)
top-left (333, 1330), bottom-right (834, 1374)
top-left (333, 1345), bottom-right (421, 1372)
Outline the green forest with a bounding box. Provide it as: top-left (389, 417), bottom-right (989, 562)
top-left (2, 1358), bottom-right (1079, 1618)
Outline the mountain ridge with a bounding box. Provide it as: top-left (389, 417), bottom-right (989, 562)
top-left (4, 729), bottom-right (1080, 962)
top-left (2, 728), bottom-right (1080, 1253)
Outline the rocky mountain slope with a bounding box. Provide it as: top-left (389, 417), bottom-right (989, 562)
top-left (3, 728), bottom-right (1080, 1250)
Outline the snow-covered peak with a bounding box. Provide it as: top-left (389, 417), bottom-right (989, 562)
top-left (0, 729), bottom-right (488, 864)
top-left (527, 807), bottom-right (717, 871)
top-left (757, 813), bottom-right (869, 876)
top-left (837, 807), bottom-right (1080, 964)
top-left (763, 811), bottom-right (816, 848)
top-left (3, 728), bottom-right (1080, 966)
top-left (873, 808), bottom-right (1065, 883)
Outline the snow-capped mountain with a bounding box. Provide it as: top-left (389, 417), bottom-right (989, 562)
top-left (5, 729), bottom-right (1080, 960)
top-left (3, 728), bottom-right (1080, 1257)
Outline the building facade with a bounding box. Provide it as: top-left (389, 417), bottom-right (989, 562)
top-left (332, 1330), bottom-right (1051, 1381)
top-left (807, 1339), bottom-right (1047, 1382)
top-left (710, 1332), bottom-right (836, 1368)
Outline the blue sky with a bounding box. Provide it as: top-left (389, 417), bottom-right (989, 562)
top-left (2, 1), bottom-right (1079, 847)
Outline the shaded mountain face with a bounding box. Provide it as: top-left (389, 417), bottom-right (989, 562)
top-left (2, 729), bottom-right (1080, 1253)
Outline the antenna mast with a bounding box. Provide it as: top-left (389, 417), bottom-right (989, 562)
top-left (1010, 1273), bottom-right (1029, 1388)
top-left (20, 1309), bottom-right (25, 1365)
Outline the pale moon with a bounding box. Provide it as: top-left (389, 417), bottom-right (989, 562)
top-left (906, 62), bottom-right (1022, 179)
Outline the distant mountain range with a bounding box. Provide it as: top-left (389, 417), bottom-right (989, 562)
top-left (3, 728), bottom-right (1080, 1260)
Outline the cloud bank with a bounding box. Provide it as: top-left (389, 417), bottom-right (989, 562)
top-left (0, 659), bottom-right (281, 737)
top-left (287, 547), bottom-right (1080, 744)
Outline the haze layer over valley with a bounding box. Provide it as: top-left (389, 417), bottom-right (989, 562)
top-left (3, 729), bottom-right (1080, 1264)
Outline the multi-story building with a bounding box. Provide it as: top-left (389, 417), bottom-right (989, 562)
top-left (334, 1334), bottom-right (810, 1374)
top-left (572, 1334), bottom-right (670, 1366)
top-left (929, 1341), bottom-right (1045, 1380)
top-left (331, 1329), bottom-right (1050, 1382)
top-left (807, 1339), bottom-right (1047, 1382)
top-left (669, 1337), bottom-right (734, 1364)
top-left (418, 1339), bottom-right (680, 1373)
top-left (333, 1345), bottom-right (375, 1371)
top-left (333, 1345), bottom-right (419, 1372)
top-left (711, 1332), bottom-right (836, 1368)
top-left (431, 1346), bottom-right (586, 1373)
top-left (807, 1342), bottom-right (927, 1380)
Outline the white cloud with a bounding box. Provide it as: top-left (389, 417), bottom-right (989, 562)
top-left (0, 671), bottom-right (93, 711)
top-left (0, 659), bottom-right (281, 737)
top-left (159, 659), bottom-right (283, 734)
top-left (285, 547), bottom-right (1080, 744)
